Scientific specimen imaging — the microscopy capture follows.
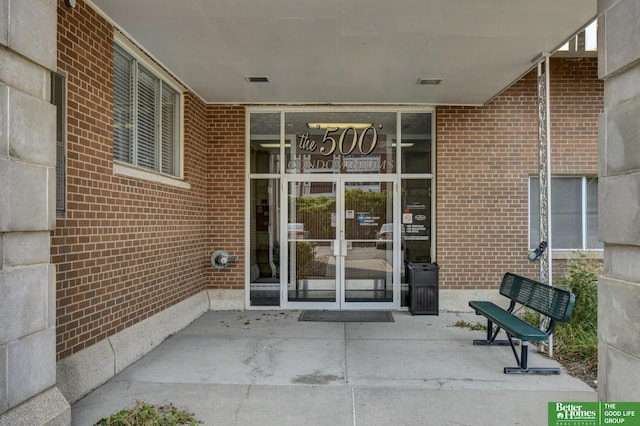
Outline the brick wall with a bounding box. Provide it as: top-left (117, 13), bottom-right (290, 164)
top-left (53, 0), bottom-right (210, 360)
top-left (206, 106), bottom-right (246, 289)
top-left (436, 57), bottom-right (602, 289)
top-left (52, 0), bottom-right (601, 360)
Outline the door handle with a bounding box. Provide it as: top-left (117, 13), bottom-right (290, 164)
top-left (333, 240), bottom-right (340, 257)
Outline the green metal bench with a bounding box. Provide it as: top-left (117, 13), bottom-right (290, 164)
top-left (468, 272), bottom-right (575, 374)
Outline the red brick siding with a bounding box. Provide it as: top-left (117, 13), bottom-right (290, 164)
top-left (53, 0), bottom-right (602, 360)
top-left (547, 59), bottom-right (601, 174)
top-left (206, 106), bottom-right (246, 289)
top-left (53, 0), bottom-right (210, 360)
top-left (436, 58), bottom-right (602, 289)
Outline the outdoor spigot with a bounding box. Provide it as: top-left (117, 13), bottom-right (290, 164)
top-left (527, 241), bottom-right (548, 262)
top-left (211, 250), bottom-right (238, 269)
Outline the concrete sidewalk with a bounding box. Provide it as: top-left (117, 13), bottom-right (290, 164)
top-left (71, 311), bottom-right (596, 425)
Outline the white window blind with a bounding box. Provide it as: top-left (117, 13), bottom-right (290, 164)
top-left (114, 46), bottom-right (133, 163)
top-left (113, 43), bottom-right (181, 177)
top-left (161, 82), bottom-right (178, 175)
top-left (136, 65), bottom-right (159, 170)
top-left (52, 72), bottom-right (66, 217)
top-left (530, 176), bottom-right (602, 251)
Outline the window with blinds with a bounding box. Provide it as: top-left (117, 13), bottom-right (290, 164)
top-left (52, 72), bottom-right (66, 217)
top-left (530, 176), bottom-right (602, 251)
top-left (113, 43), bottom-right (181, 177)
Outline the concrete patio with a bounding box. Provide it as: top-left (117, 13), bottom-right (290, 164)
top-left (71, 311), bottom-right (595, 425)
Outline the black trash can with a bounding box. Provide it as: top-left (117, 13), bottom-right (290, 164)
top-left (407, 262), bottom-right (439, 315)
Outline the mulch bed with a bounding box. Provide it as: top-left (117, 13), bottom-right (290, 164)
top-left (555, 353), bottom-right (598, 390)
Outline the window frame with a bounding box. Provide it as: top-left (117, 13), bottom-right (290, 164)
top-left (113, 32), bottom-right (185, 183)
top-left (52, 71), bottom-right (67, 218)
top-left (529, 175), bottom-right (602, 254)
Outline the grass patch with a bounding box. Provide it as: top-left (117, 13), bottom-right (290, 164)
top-left (525, 254), bottom-right (600, 387)
top-left (553, 254), bottom-right (600, 383)
top-left (95, 401), bottom-right (202, 426)
top-left (453, 319), bottom-right (487, 331)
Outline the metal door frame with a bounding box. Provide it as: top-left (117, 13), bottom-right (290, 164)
top-left (282, 174), bottom-right (399, 310)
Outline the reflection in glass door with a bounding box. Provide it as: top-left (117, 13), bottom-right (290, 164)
top-left (286, 179), bottom-right (338, 306)
top-left (343, 181), bottom-right (394, 305)
top-left (248, 108), bottom-right (435, 310)
top-left (285, 178), bottom-right (395, 309)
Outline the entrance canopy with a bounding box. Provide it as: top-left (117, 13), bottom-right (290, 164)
top-left (89, 0), bottom-right (596, 105)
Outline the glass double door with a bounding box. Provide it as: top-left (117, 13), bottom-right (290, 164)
top-left (285, 177), bottom-right (397, 310)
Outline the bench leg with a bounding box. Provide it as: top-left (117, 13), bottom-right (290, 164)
top-left (504, 342), bottom-right (561, 375)
top-left (472, 319), bottom-right (519, 346)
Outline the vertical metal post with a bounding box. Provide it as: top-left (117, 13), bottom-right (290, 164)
top-left (537, 57), bottom-right (553, 357)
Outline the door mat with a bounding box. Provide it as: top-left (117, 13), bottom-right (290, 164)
top-left (298, 310), bottom-right (394, 322)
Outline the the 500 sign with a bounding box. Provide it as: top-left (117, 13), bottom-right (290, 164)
top-left (297, 125), bottom-right (381, 156)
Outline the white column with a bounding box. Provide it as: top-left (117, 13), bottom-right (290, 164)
top-left (597, 0), bottom-right (640, 402)
top-left (0, 0), bottom-right (70, 424)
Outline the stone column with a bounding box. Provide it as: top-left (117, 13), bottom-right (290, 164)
top-left (0, 0), bottom-right (70, 424)
top-left (598, 0), bottom-right (640, 402)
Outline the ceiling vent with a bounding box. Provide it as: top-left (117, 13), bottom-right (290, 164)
top-left (245, 76), bottom-right (270, 83)
top-left (417, 78), bottom-right (442, 85)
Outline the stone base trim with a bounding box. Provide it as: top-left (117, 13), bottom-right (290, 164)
top-left (204, 288), bottom-right (505, 313)
top-left (0, 387), bottom-right (70, 426)
top-left (207, 289), bottom-right (245, 311)
top-left (438, 289), bottom-right (505, 313)
top-left (57, 291), bottom-right (209, 405)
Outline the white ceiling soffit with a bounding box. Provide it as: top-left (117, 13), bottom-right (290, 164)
top-left (89, 0), bottom-right (597, 105)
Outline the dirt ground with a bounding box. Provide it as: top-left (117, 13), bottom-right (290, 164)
top-left (556, 353), bottom-right (598, 390)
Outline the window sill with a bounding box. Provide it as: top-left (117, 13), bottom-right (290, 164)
top-left (114, 162), bottom-right (191, 190)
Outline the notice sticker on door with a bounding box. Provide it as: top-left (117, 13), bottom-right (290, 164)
top-left (403, 212), bottom-right (413, 224)
top-left (346, 210), bottom-right (355, 219)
